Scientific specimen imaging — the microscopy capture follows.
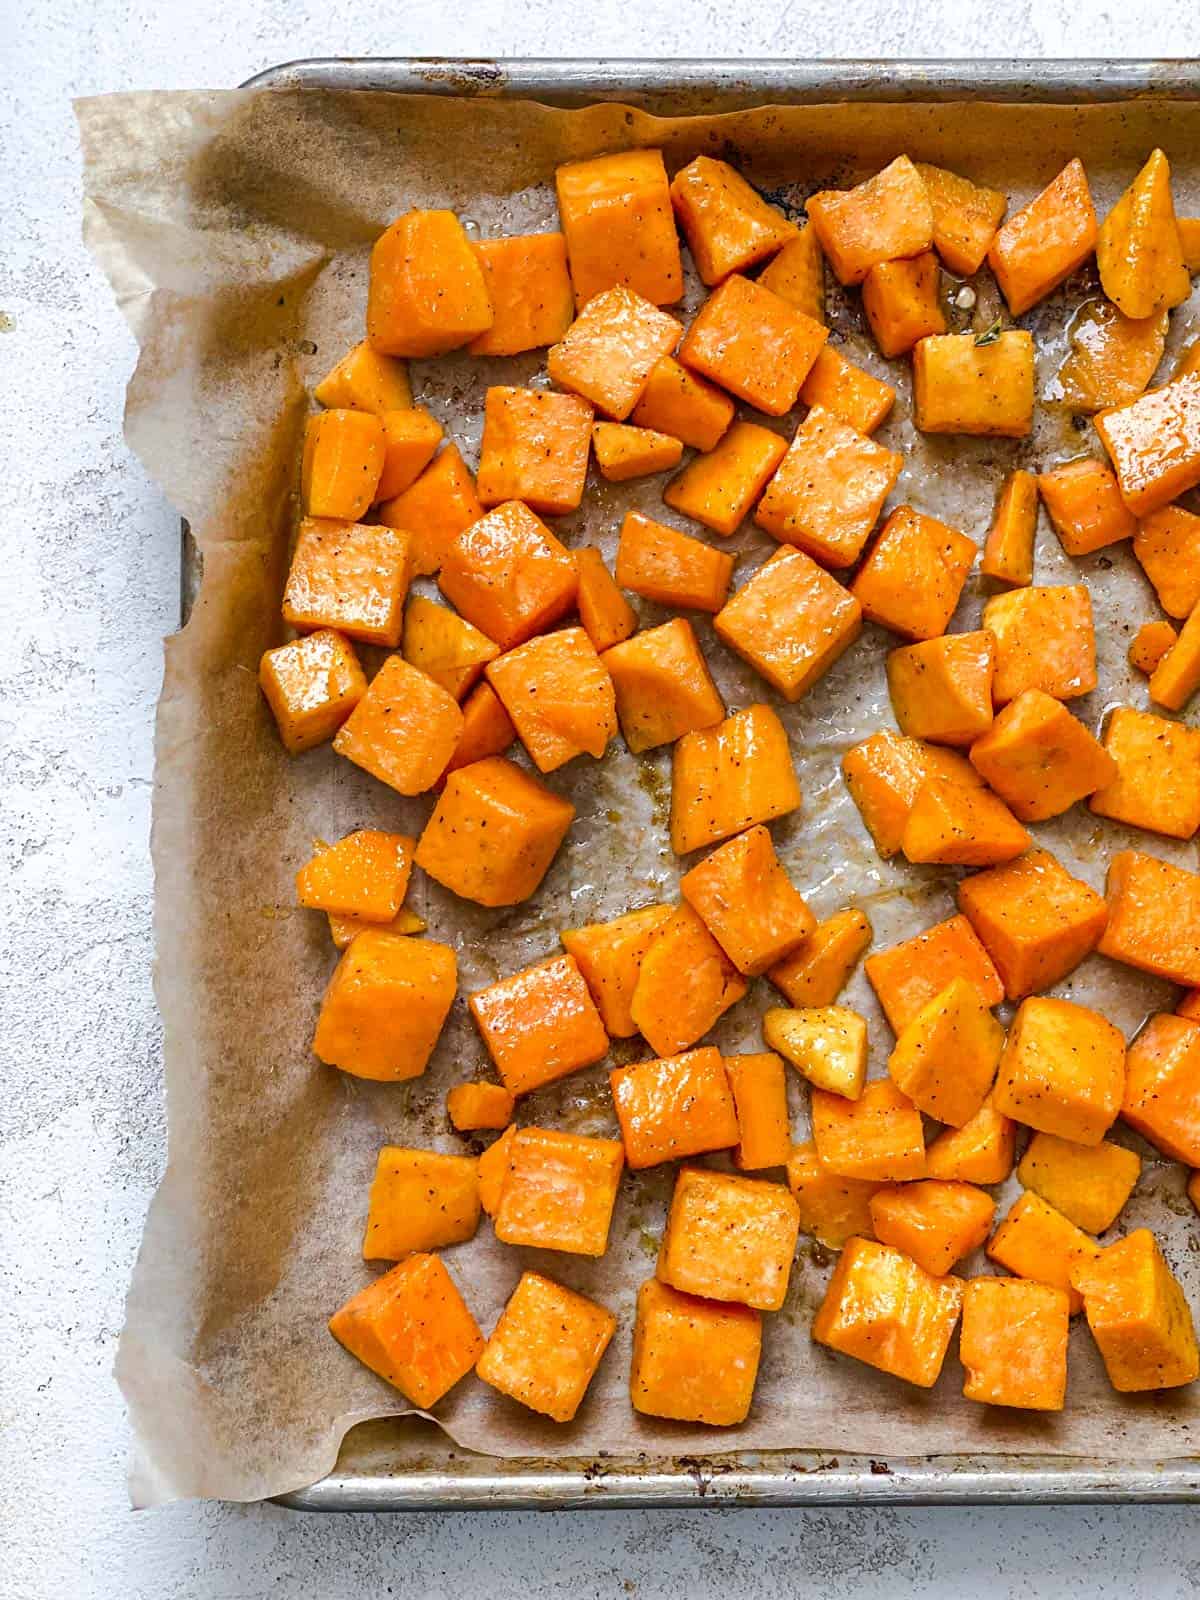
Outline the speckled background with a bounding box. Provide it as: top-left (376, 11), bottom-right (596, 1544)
top-left (6, 5), bottom-right (1200, 1596)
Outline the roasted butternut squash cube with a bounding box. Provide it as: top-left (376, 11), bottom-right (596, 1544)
top-left (477, 1125), bottom-right (516, 1216)
top-left (869, 1179), bottom-right (995, 1277)
top-left (313, 930), bottom-right (457, 1082)
top-left (259, 630), bottom-right (366, 754)
top-left (1133, 503), bottom-right (1200, 619)
top-left (912, 330), bottom-right (1035, 438)
top-left (1018, 1132), bottom-right (1140, 1236)
top-left (842, 731), bottom-right (981, 859)
top-left (327, 906), bottom-right (425, 949)
top-left (440, 681), bottom-right (516, 777)
top-left (915, 162), bottom-right (1007, 275)
top-left (983, 584), bottom-right (1097, 705)
top-left (296, 830), bottom-right (413, 921)
top-left (679, 274), bottom-right (827, 416)
top-left (757, 226), bottom-right (826, 323)
top-left (901, 774), bottom-right (1031, 868)
top-left (630, 356), bottom-right (735, 451)
top-left (329, 1252), bottom-right (482, 1406)
top-left (812, 1236), bottom-right (962, 1388)
top-left (957, 847), bottom-right (1109, 1000)
top-left (630, 904), bottom-right (749, 1058)
top-left (486, 627), bottom-right (616, 774)
top-left (925, 1094), bottom-right (1016, 1184)
top-left (981, 468), bottom-right (1038, 587)
top-left (1072, 1229), bottom-right (1199, 1391)
top-left (755, 406), bottom-right (903, 567)
top-left (812, 1079), bottom-right (926, 1182)
top-left (1123, 1012), bottom-right (1200, 1165)
top-left (1099, 849), bottom-right (1200, 987)
top-left (561, 903), bottom-right (674, 1038)
top-left (657, 1166), bottom-right (800, 1311)
top-left (302, 409), bottom-right (386, 521)
top-left (630, 1278), bottom-right (762, 1426)
top-left (333, 656), bottom-right (464, 796)
top-left (805, 156), bottom-right (934, 286)
top-left (852, 506), bottom-right (976, 643)
top-left (866, 913), bottom-right (1004, 1035)
top-left (468, 232), bottom-right (575, 356)
top-left (1150, 605), bottom-right (1200, 713)
top-left (614, 509), bottom-right (733, 613)
top-left (1057, 299), bottom-right (1168, 414)
top-left (603, 618), bottom-right (725, 754)
top-left (610, 1045), bottom-right (740, 1169)
top-left (403, 595), bottom-right (498, 701)
top-left (573, 547), bottom-right (636, 652)
top-left (1090, 706), bottom-right (1200, 840)
top-left (987, 158), bottom-right (1097, 316)
top-left (960, 1278), bottom-right (1070, 1411)
top-left (548, 286), bottom-right (682, 420)
top-left (1038, 456), bottom-right (1137, 556)
top-left (377, 443), bottom-right (483, 579)
top-left (968, 688), bottom-right (1116, 821)
top-left (476, 387), bottom-right (593, 515)
top-left (1179, 991), bottom-right (1200, 1022)
top-left (314, 339), bottom-right (412, 414)
top-left (1096, 149), bottom-right (1191, 319)
top-left (670, 704), bottom-right (801, 855)
top-left (1096, 374), bottom-right (1200, 516)
top-left (1181, 217), bottom-right (1200, 272)
top-left (591, 421), bottom-right (682, 482)
top-left (764, 1004), bottom-right (868, 1100)
top-left (862, 251), bottom-right (946, 358)
top-left (476, 1271), bottom-right (616, 1422)
top-left (680, 824), bottom-right (816, 976)
top-left (362, 1147), bottom-right (480, 1260)
top-left (367, 209), bottom-right (493, 356)
top-left (786, 1142), bottom-right (880, 1248)
top-left (663, 420), bottom-right (787, 537)
top-left (725, 1051), bottom-right (792, 1171)
top-left (1129, 619), bottom-right (1178, 675)
top-left (469, 953), bottom-right (609, 1096)
top-left (714, 546), bottom-right (863, 702)
top-left (987, 1191), bottom-right (1099, 1314)
top-left (555, 149), bottom-right (682, 309)
top-left (439, 501), bottom-right (578, 651)
top-left (797, 343), bottom-right (895, 435)
top-left (993, 996), bottom-right (1125, 1146)
top-left (446, 1082), bottom-right (515, 1133)
top-left (492, 1127), bottom-right (625, 1257)
top-left (888, 977), bottom-right (1004, 1128)
top-left (283, 518), bottom-right (411, 648)
top-left (887, 633), bottom-right (994, 746)
top-left (670, 155), bottom-right (797, 285)
top-left (768, 908), bottom-right (873, 1007)
top-left (375, 407), bottom-right (444, 501)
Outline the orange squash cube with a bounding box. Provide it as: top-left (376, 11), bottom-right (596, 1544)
top-left (862, 251), bottom-right (946, 358)
top-left (912, 330), bottom-right (1036, 437)
top-left (440, 681), bottom-right (516, 777)
top-left (313, 930), bottom-right (457, 1082)
top-left (591, 421), bottom-right (682, 482)
top-left (1096, 374), bottom-right (1200, 516)
top-left (1057, 298), bottom-right (1168, 414)
top-left (327, 906), bottom-right (425, 950)
top-left (670, 155), bottom-right (796, 284)
top-left (866, 913), bottom-right (1004, 1035)
top-left (811, 1079), bottom-right (926, 1183)
top-left (670, 704), bottom-right (801, 855)
top-left (333, 656), bottom-right (463, 796)
top-left (475, 387), bottom-right (593, 515)
top-left (259, 629), bottom-right (366, 754)
top-left (561, 902), bottom-right (675, 1038)
top-left (630, 356), bottom-right (735, 451)
top-left (555, 148), bottom-right (682, 309)
top-left (492, 1126), bottom-right (625, 1257)
top-left (987, 1191), bottom-right (1099, 1314)
top-left (610, 1045), bottom-right (740, 1169)
top-left (302, 410), bottom-right (386, 521)
top-left (957, 847), bottom-right (1109, 1000)
top-left (1129, 619), bottom-right (1178, 675)
top-left (630, 1278), bottom-right (762, 1426)
top-left (797, 344), bottom-right (895, 435)
top-left (283, 518), bottom-right (411, 648)
top-left (715, 546), bottom-right (863, 702)
top-left (764, 1004), bottom-right (868, 1100)
top-left (329, 1253), bottom-right (482, 1406)
top-left (614, 509), bottom-right (733, 613)
top-left (680, 824), bottom-right (816, 976)
top-left (805, 156), bottom-right (934, 286)
top-left (402, 595), bottom-right (498, 701)
top-left (886, 633), bottom-right (994, 746)
top-left (1037, 456), bottom-right (1137, 556)
top-left (924, 1094), bottom-right (1016, 1184)
top-left (1149, 605), bottom-right (1200, 712)
top-left (1018, 1132), bottom-right (1141, 1235)
top-left (663, 420), bottom-right (787, 537)
top-left (1179, 991), bottom-right (1200, 1022)
top-left (362, 1147), bottom-right (480, 1260)
top-left (968, 688), bottom-right (1116, 821)
top-left (757, 226), bottom-right (826, 323)
top-left (376, 442), bottom-right (483, 579)
top-left (812, 1236), bottom-right (962, 1388)
top-left (375, 407), bottom-right (444, 501)
top-left (1099, 849), bottom-right (1200, 987)
top-left (486, 627), bottom-right (616, 774)
top-left (446, 1081), bottom-right (516, 1133)
top-left (768, 908), bottom-right (873, 1007)
top-left (887, 977), bottom-right (1005, 1128)
top-left (755, 406), bottom-right (903, 568)
top-left (1181, 217), bottom-right (1200, 272)
top-left (915, 162), bottom-right (1007, 275)
top-left (548, 286), bottom-right (682, 420)
top-left (630, 903), bottom-right (748, 1057)
top-left (296, 830), bottom-right (413, 921)
top-left (842, 731), bottom-right (981, 859)
top-left (603, 617), bottom-right (725, 754)
top-left (439, 501), bottom-right (578, 651)
top-left (416, 755), bottom-right (574, 908)
top-left (657, 1166), bottom-right (800, 1311)
top-left (468, 232), bottom-right (575, 356)
top-left (1073, 1228), bottom-right (1200, 1392)
top-left (1123, 1012), bottom-right (1200, 1165)
top-left (314, 339), bottom-right (412, 414)
top-left (960, 1278), bottom-right (1070, 1411)
top-left (983, 583), bottom-right (1097, 705)
top-left (573, 547), bottom-right (637, 652)
top-left (851, 506), bottom-right (975, 642)
top-left (981, 468), bottom-right (1038, 586)
top-left (725, 1051), bottom-right (792, 1171)
top-left (1096, 148), bottom-right (1191, 319)
top-left (367, 209), bottom-right (493, 356)
top-left (1090, 705), bottom-right (1200, 839)
top-left (477, 1125), bottom-right (516, 1217)
top-left (901, 774), bottom-right (1031, 867)
top-left (1133, 504), bottom-right (1200, 619)
top-left (476, 1271), bottom-right (616, 1422)
top-left (679, 274), bottom-right (827, 416)
top-left (869, 1179), bottom-right (995, 1277)
top-left (987, 158), bottom-right (1097, 316)
top-left (469, 953), bottom-right (609, 1096)
top-left (786, 1142), bottom-right (880, 1249)
top-left (993, 996), bottom-right (1125, 1146)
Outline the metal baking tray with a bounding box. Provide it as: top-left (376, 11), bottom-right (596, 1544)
top-left (224, 56), bottom-right (1200, 1510)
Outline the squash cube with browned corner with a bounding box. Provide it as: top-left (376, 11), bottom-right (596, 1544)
top-left (313, 931), bottom-right (457, 1082)
top-left (375, 408), bottom-right (444, 501)
top-left (869, 1180), bottom-right (995, 1277)
top-left (715, 547), bottom-right (863, 703)
top-left (611, 1046), bottom-right (740, 1169)
top-left (438, 501), bottom-right (578, 651)
top-left (476, 1271), bottom-right (616, 1422)
top-left (402, 596), bottom-right (498, 702)
top-left (1018, 1132), bottom-right (1141, 1236)
top-left (1123, 1012), bottom-right (1200, 1166)
top-left (630, 904), bottom-right (748, 1058)
top-left (670, 704), bottom-right (801, 855)
top-left (362, 1147), bottom-right (480, 1260)
top-left (888, 977), bottom-right (1005, 1128)
top-left (764, 1005), bottom-right (867, 1100)
top-left (993, 996), bottom-right (1125, 1146)
top-left (315, 339), bottom-right (413, 414)
top-left (614, 510), bottom-right (733, 614)
top-left (486, 628), bottom-right (616, 774)
top-left (981, 469), bottom-right (1038, 586)
top-left (960, 1278), bottom-right (1070, 1412)
top-left (333, 657), bottom-right (463, 796)
top-left (679, 274), bottom-right (827, 416)
top-left (1096, 374), bottom-right (1200, 517)
top-left (757, 225), bottom-right (826, 323)
top-left (797, 344), bottom-right (895, 435)
top-left (842, 732), bottom-right (982, 859)
top-left (862, 251), bottom-right (946, 358)
top-left (901, 775), bottom-right (1031, 868)
top-left (805, 156), bottom-right (934, 285)
top-left (548, 286), bottom-right (682, 420)
top-left (811, 1079), bottom-right (926, 1183)
top-left (301, 410), bottom-right (386, 521)
top-left (915, 162), bottom-right (1007, 276)
top-left (768, 908), bottom-right (873, 1008)
top-left (376, 443), bottom-right (483, 579)
top-left (663, 421), bottom-right (787, 537)
top-left (786, 1143), bottom-right (880, 1249)
top-left (591, 422), bottom-right (682, 482)
top-left (1150, 605), bottom-right (1200, 713)
top-left (670, 155), bottom-right (797, 284)
top-left (259, 630), bottom-right (366, 754)
top-left (866, 913), bottom-right (1004, 1036)
top-left (561, 903), bottom-right (675, 1038)
top-left (328, 906), bottom-right (426, 950)
top-left (468, 232), bottom-right (575, 356)
top-left (574, 547), bottom-right (637, 653)
top-left (987, 1192), bottom-right (1099, 1313)
top-left (1096, 149), bottom-right (1191, 319)
top-left (1037, 456), bottom-right (1137, 556)
top-left (755, 406), bottom-right (903, 568)
top-left (1133, 503), bottom-right (1200, 620)
top-left (657, 1166), bottom-right (801, 1311)
top-left (283, 519), bottom-right (411, 648)
top-left (329, 1252), bottom-right (483, 1407)
top-left (555, 149), bottom-right (682, 309)
top-left (1099, 850), bottom-right (1200, 987)
top-left (631, 1278), bottom-right (762, 1425)
top-left (912, 330), bottom-right (1036, 438)
top-left (493, 1127), bottom-right (624, 1257)
top-left (470, 953), bottom-right (609, 1097)
top-left (983, 584), bottom-right (1097, 705)
top-left (887, 634), bottom-right (995, 747)
top-left (446, 1082), bottom-right (515, 1133)
top-left (1130, 619), bottom-right (1178, 675)
top-left (1058, 299), bottom-right (1168, 414)
top-left (987, 158), bottom-right (1097, 316)
top-left (1072, 1229), bottom-right (1200, 1391)
top-left (851, 505), bottom-right (976, 642)
top-left (367, 210), bottom-right (493, 356)
top-left (725, 1052), bottom-right (792, 1171)
top-left (417, 756), bottom-right (574, 908)
top-left (630, 356), bottom-right (735, 451)
top-left (812, 1236), bottom-right (962, 1388)
top-left (296, 830), bottom-right (413, 922)
top-left (957, 847), bottom-right (1109, 1000)
top-left (680, 825), bottom-right (816, 976)
top-left (925, 1095), bottom-right (1016, 1184)
top-left (1089, 706), bottom-right (1200, 840)
top-left (476, 387), bottom-right (593, 515)
top-left (968, 689), bottom-right (1116, 822)
top-left (603, 618), bottom-right (725, 754)
top-left (477, 1125), bottom-right (516, 1217)
top-left (440, 682), bottom-right (516, 777)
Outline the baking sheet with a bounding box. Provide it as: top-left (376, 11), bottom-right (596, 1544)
top-left (78, 84), bottom-right (1200, 1507)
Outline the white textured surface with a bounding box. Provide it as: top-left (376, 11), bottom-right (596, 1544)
top-left (5, 6), bottom-right (1200, 1596)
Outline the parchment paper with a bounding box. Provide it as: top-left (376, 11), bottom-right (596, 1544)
top-left (78, 86), bottom-right (1200, 1506)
